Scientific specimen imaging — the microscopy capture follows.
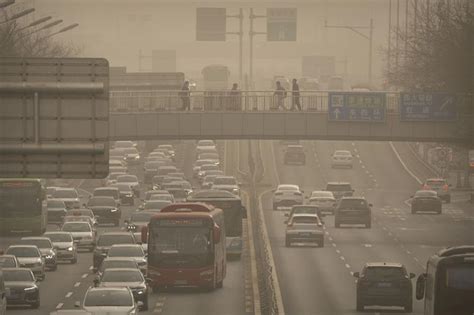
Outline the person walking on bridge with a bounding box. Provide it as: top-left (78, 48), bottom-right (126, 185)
top-left (229, 83), bottom-right (242, 110)
top-left (274, 81), bottom-right (287, 110)
top-left (291, 78), bottom-right (302, 111)
top-left (180, 81), bottom-right (191, 111)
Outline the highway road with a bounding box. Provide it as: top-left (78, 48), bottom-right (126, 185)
top-left (3, 140), bottom-right (250, 315)
top-left (258, 140), bottom-right (473, 315)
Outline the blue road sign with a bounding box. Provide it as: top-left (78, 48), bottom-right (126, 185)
top-left (328, 92), bottom-right (386, 122)
top-left (400, 93), bottom-right (458, 121)
top-left (267, 8), bottom-right (297, 41)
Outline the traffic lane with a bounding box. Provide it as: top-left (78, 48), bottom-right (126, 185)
top-left (262, 141), bottom-right (361, 314)
top-left (322, 214), bottom-right (424, 314)
top-left (261, 190), bottom-right (359, 315)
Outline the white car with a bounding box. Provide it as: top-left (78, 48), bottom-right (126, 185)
top-left (61, 222), bottom-right (96, 251)
top-left (211, 176), bottom-right (240, 196)
top-left (78, 287), bottom-right (141, 314)
top-left (308, 190), bottom-right (337, 214)
top-left (331, 150), bottom-right (353, 168)
top-left (285, 213), bottom-right (324, 247)
top-left (272, 184), bottom-right (304, 210)
top-left (196, 140), bottom-right (216, 156)
top-left (106, 244), bottom-right (147, 274)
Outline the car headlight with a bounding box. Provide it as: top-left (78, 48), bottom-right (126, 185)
top-left (125, 194), bottom-right (133, 197)
top-left (67, 246), bottom-right (74, 251)
top-left (110, 208), bottom-right (118, 212)
top-left (232, 188), bottom-right (239, 192)
top-left (45, 254), bottom-right (53, 259)
top-left (24, 286), bottom-right (37, 292)
top-left (134, 155), bottom-right (140, 160)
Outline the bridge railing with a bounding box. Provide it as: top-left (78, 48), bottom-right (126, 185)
top-left (110, 90), bottom-right (403, 112)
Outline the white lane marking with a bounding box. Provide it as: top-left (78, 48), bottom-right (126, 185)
top-left (65, 292), bottom-right (73, 298)
top-left (361, 164), bottom-right (366, 169)
top-left (345, 263), bottom-right (351, 269)
top-left (81, 273), bottom-right (88, 279)
top-left (340, 256), bottom-right (345, 261)
top-left (56, 303), bottom-right (64, 309)
top-left (89, 266), bottom-right (93, 270)
top-left (332, 243), bottom-right (337, 247)
top-left (389, 142), bottom-right (423, 185)
top-left (74, 282), bottom-right (81, 287)
top-left (351, 142), bottom-right (355, 146)
top-left (364, 244), bottom-right (372, 248)
top-left (336, 249), bottom-right (341, 254)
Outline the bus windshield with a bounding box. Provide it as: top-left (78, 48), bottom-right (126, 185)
top-left (149, 219), bottom-right (212, 268)
top-left (0, 181), bottom-right (41, 217)
top-left (437, 263), bottom-right (474, 313)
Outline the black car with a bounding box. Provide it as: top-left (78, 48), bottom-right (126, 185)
top-left (354, 262), bottom-right (415, 312)
top-left (334, 197), bottom-right (372, 228)
top-left (283, 145), bottom-right (306, 165)
top-left (3, 268), bottom-right (40, 309)
top-left (93, 232), bottom-right (136, 271)
top-left (47, 199), bottom-right (68, 225)
top-left (111, 183), bottom-right (135, 206)
top-left (87, 196), bottom-right (121, 226)
top-left (411, 190), bottom-right (442, 214)
top-left (326, 182), bottom-right (354, 200)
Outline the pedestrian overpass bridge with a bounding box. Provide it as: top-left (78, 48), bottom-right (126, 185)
top-left (109, 91), bottom-right (472, 143)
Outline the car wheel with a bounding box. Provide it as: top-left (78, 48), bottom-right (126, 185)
top-left (114, 220), bottom-right (120, 227)
top-left (356, 299), bottom-right (364, 312)
top-left (318, 240), bottom-right (324, 248)
top-left (142, 297), bottom-right (149, 311)
top-left (51, 264), bottom-right (58, 271)
top-left (411, 208), bottom-right (417, 214)
top-left (366, 221), bottom-right (371, 229)
top-left (273, 203), bottom-right (278, 211)
top-left (445, 195), bottom-right (451, 203)
top-left (285, 238), bottom-right (291, 247)
top-left (71, 257), bottom-right (77, 264)
top-left (335, 222), bottom-right (340, 228)
top-left (404, 301), bottom-right (413, 313)
top-left (217, 279), bottom-right (223, 288)
top-left (31, 300), bottom-right (40, 309)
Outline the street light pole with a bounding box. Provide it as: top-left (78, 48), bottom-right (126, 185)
top-left (17, 16), bottom-right (52, 31)
top-left (43, 23), bottom-right (78, 39)
top-left (0, 7), bottom-right (34, 25)
top-left (0, 0), bottom-right (15, 9)
top-left (225, 8), bottom-right (244, 84)
top-left (325, 19), bottom-right (374, 85)
top-left (248, 8), bottom-right (266, 89)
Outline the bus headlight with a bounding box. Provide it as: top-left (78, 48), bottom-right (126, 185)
top-left (67, 247), bottom-right (74, 251)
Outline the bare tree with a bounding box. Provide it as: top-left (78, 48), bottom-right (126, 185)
top-left (0, 6), bottom-right (80, 58)
top-left (386, 0), bottom-right (473, 93)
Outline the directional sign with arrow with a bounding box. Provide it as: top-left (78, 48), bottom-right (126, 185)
top-left (328, 92), bottom-right (386, 122)
top-left (400, 93), bottom-right (458, 121)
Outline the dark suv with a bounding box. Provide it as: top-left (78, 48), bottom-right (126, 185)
top-left (92, 232), bottom-right (136, 271)
top-left (334, 197), bottom-right (372, 228)
top-left (325, 182), bottom-right (354, 200)
top-left (283, 145), bottom-right (306, 165)
top-left (354, 262), bottom-right (415, 312)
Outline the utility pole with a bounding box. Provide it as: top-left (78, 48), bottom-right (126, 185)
top-left (396, 0), bottom-right (400, 69)
top-left (388, 0), bottom-right (392, 74)
top-left (325, 19), bottom-right (374, 84)
top-left (225, 8), bottom-right (244, 84)
top-left (248, 8), bottom-right (266, 89)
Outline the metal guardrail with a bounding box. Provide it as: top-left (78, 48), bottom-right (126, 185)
top-left (110, 90), bottom-right (403, 113)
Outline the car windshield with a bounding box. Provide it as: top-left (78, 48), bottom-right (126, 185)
top-left (0, 257), bottom-right (16, 267)
top-left (311, 191), bottom-right (333, 198)
top-left (339, 199), bottom-right (368, 210)
top-left (145, 201), bottom-right (171, 210)
top-left (117, 175), bottom-right (138, 183)
top-left (3, 269), bottom-right (34, 281)
top-left (53, 189), bottom-right (78, 198)
top-left (48, 200), bottom-right (65, 208)
top-left (45, 233), bottom-right (72, 242)
top-left (101, 260), bottom-right (137, 271)
top-left (112, 184), bottom-right (133, 192)
top-left (150, 194), bottom-right (173, 201)
top-left (131, 212), bottom-right (155, 222)
top-left (365, 267), bottom-right (405, 279)
top-left (101, 270), bottom-right (144, 282)
top-left (67, 210), bottom-right (93, 217)
top-left (213, 177), bottom-right (237, 185)
top-left (201, 165), bottom-right (218, 171)
top-left (279, 185), bottom-right (298, 191)
top-left (6, 247), bottom-right (39, 257)
top-left (292, 206), bottom-right (318, 214)
top-left (200, 153), bottom-right (219, 160)
top-left (416, 190), bottom-right (437, 197)
top-left (123, 148), bottom-right (138, 154)
top-left (327, 184), bottom-right (352, 191)
top-left (198, 140), bottom-right (214, 147)
top-left (19, 239), bottom-right (51, 248)
top-left (94, 189), bottom-right (118, 198)
top-left (88, 197), bottom-right (116, 207)
top-left (426, 180), bottom-right (445, 187)
top-left (108, 246), bottom-right (144, 257)
top-left (84, 290), bottom-right (133, 307)
top-left (97, 235), bottom-right (135, 247)
top-left (292, 216), bottom-right (320, 224)
top-left (334, 150), bottom-right (352, 156)
top-left (62, 222), bottom-right (91, 232)
top-left (109, 172), bottom-right (126, 180)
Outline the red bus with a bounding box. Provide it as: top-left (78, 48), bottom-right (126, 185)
top-left (141, 203), bottom-right (226, 291)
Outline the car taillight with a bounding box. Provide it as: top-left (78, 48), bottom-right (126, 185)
top-left (442, 184), bottom-right (449, 191)
top-left (294, 192), bottom-right (302, 196)
top-left (422, 185), bottom-right (430, 190)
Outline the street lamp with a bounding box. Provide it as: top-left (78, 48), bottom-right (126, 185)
top-left (0, 7), bottom-right (34, 25)
top-left (44, 23), bottom-right (78, 38)
top-left (16, 19), bottom-right (62, 39)
top-left (17, 16), bottom-right (52, 31)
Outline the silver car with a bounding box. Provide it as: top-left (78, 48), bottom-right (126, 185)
top-left (44, 231), bottom-right (78, 264)
top-left (52, 188), bottom-right (81, 209)
top-left (5, 245), bottom-right (45, 280)
top-left (272, 184), bottom-right (304, 210)
top-left (285, 213), bottom-right (324, 247)
top-left (78, 287), bottom-right (141, 314)
top-left (106, 245), bottom-right (147, 274)
top-left (423, 178), bottom-right (451, 203)
top-left (331, 150), bottom-right (354, 168)
top-left (19, 237), bottom-right (57, 271)
top-left (309, 190), bottom-right (337, 214)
